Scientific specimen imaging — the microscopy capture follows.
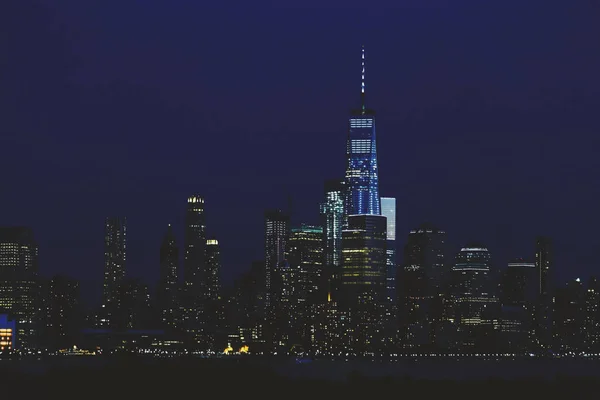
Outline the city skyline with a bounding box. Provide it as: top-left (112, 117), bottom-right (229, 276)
top-left (3, 2), bottom-right (600, 305)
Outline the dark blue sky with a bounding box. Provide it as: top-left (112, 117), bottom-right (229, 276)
top-left (2, 1), bottom-right (600, 304)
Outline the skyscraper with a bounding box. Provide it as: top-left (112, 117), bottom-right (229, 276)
top-left (402, 223), bottom-right (446, 290)
top-left (0, 227), bottom-right (39, 349)
top-left (535, 236), bottom-right (552, 349)
top-left (341, 215), bottom-right (387, 304)
top-left (450, 244), bottom-right (498, 348)
top-left (341, 214), bottom-right (387, 353)
top-left (158, 224), bottom-right (179, 328)
top-left (103, 217), bottom-right (126, 308)
top-left (183, 195), bottom-right (206, 343)
top-left (44, 275), bottom-right (80, 350)
top-left (320, 180), bottom-right (345, 300)
top-left (380, 197), bottom-right (396, 302)
top-left (205, 239), bottom-right (221, 304)
top-left (264, 209), bottom-right (289, 314)
top-left (204, 238), bottom-right (223, 349)
top-left (321, 180), bottom-right (345, 269)
top-left (184, 196), bottom-right (206, 290)
top-left (344, 46), bottom-right (381, 217)
top-left (275, 224), bottom-right (324, 349)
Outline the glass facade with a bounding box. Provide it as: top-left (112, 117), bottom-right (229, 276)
top-left (380, 197), bottom-right (396, 302)
top-left (341, 215), bottom-right (387, 303)
top-left (345, 114), bottom-right (380, 216)
top-left (344, 47), bottom-right (380, 217)
top-left (320, 180), bottom-right (345, 269)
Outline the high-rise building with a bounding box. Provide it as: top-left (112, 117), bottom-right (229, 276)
top-left (380, 197), bottom-right (396, 302)
top-left (182, 195), bottom-right (206, 342)
top-left (498, 259), bottom-right (537, 351)
top-left (341, 215), bottom-right (387, 353)
top-left (158, 224), bottom-right (179, 328)
top-left (320, 180), bottom-right (345, 302)
top-left (0, 227), bottom-right (39, 349)
top-left (264, 209), bottom-right (289, 315)
top-left (205, 239), bottom-right (221, 304)
top-left (272, 225), bottom-right (324, 350)
top-left (321, 180), bottom-right (345, 268)
top-left (287, 225), bottom-right (325, 305)
top-left (535, 236), bottom-right (553, 349)
top-left (402, 223), bottom-right (446, 290)
top-left (450, 244), bottom-right (498, 349)
top-left (115, 278), bottom-right (152, 330)
top-left (44, 275), bottom-right (80, 350)
top-left (341, 215), bottom-right (387, 303)
top-left (204, 238), bottom-right (223, 348)
top-left (502, 259), bottom-right (537, 306)
top-left (183, 196), bottom-right (206, 291)
top-left (535, 237), bottom-right (552, 298)
top-left (103, 217), bottom-right (127, 308)
top-left (398, 224), bottom-right (447, 348)
top-left (344, 46), bottom-right (380, 217)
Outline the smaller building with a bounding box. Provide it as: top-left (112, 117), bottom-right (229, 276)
top-left (0, 314), bottom-right (16, 351)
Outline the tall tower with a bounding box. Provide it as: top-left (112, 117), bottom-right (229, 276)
top-left (264, 209), bottom-right (289, 315)
top-left (103, 217), bottom-right (127, 308)
top-left (158, 224), bottom-right (179, 327)
top-left (320, 180), bottom-right (345, 300)
top-left (535, 236), bottom-right (552, 349)
top-left (184, 196), bottom-right (206, 290)
top-left (321, 180), bottom-right (345, 269)
top-left (344, 46), bottom-right (381, 217)
top-left (183, 195), bottom-right (206, 341)
top-left (205, 238), bottom-right (221, 303)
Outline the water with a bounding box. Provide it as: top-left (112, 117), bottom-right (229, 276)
top-left (3, 356), bottom-right (600, 381)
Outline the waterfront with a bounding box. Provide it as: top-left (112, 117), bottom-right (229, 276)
top-left (3, 356), bottom-right (600, 381)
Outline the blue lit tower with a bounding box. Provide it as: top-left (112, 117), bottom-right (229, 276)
top-left (344, 46), bottom-right (380, 217)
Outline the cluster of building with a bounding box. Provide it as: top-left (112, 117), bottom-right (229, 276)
top-left (1, 47), bottom-right (598, 357)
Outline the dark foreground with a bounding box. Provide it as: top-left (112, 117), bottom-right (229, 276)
top-left (2, 357), bottom-right (600, 397)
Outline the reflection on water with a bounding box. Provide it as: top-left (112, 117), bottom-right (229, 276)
top-left (3, 357), bottom-right (600, 381)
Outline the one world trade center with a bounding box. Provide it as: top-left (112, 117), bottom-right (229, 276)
top-left (344, 46), bottom-right (381, 217)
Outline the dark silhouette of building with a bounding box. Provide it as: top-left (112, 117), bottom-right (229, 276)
top-left (0, 227), bottom-right (39, 349)
top-left (157, 224), bottom-right (179, 329)
top-left (182, 195), bottom-right (207, 345)
top-left (43, 275), bottom-right (81, 350)
top-left (535, 236), bottom-right (553, 349)
top-left (553, 278), bottom-right (585, 352)
top-left (398, 223), bottom-right (447, 350)
top-left (204, 238), bottom-right (223, 348)
top-left (264, 209), bottom-right (289, 317)
top-left (450, 244), bottom-right (498, 351)
top-left (103, 217), bottom-right (127, 326)
top-left (115, 278), bottom-right (153, 330)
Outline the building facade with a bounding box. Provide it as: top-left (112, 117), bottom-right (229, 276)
top-left (344, 46), bottom-right (380, 217)
top-left (0, 227), bottom-right (39, 349)
top-left (104, 217), bottom-right (127, 308)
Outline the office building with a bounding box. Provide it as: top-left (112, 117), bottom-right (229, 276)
top-left (0, 227), bottom-right (39, 349)
top-left (344, 46), bottom-right (381, 217)
top-left (104, 217), bottom-right (127, 308)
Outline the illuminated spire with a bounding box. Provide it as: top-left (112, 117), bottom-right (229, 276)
top-left (361, 45), bottom-right (366, 114)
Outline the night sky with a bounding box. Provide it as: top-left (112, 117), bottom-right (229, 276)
top-left (2, 1), bottom-right (600, 305)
